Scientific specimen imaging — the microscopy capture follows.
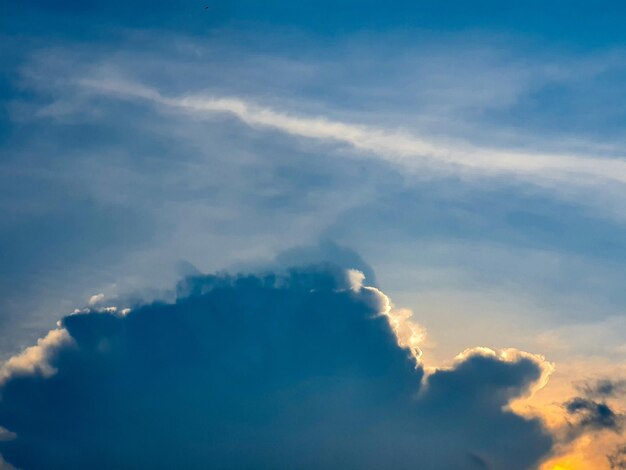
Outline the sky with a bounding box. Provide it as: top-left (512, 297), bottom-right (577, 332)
top-left (2, 1), bottom-right (626, 469)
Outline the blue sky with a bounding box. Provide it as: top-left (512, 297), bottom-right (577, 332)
top-left (2, 1), bottom-right (626, 468)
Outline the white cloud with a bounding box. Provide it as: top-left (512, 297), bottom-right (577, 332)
top-left (0, 428), bottom-right (15, 443)
top-left (0, 329), bottom-right (73, 385)
top-left (88, 293), bottom-right (105, 305)
top-left (0, 454), bottom-right (17, 470)
top-left (78, 77), bottom-right (626, 188)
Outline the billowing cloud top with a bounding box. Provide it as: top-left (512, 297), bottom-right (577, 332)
top-left (0, 264), bottom-right (552, 469)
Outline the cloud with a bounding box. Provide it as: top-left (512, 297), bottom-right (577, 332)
top-left (0, 264), bottom-right (553, 469)
top-left (540, 376), bottom-right (626, 469)
top-left (0, 454), bottom-right (16, 470)
top-left (272, 241), bottom-right (378, 286)
top-left (609, 444), bottom-right (626, 469)
top-left (561, 377), bottom-right (626, 437)
top-left (79, 77), bottom-right (626, 187)
top-left (0, 429), bottom-right (15, 443)
top-left (0, 329), bottom-right (73, 386)
top-left (579, 379), bottom-right (626, 399)
top-left (6, 33), bottom-right (626, 368)
top-left (88, 293), bottom-right (105, 306)
top-left (565, 397), bottom-right (622, 433)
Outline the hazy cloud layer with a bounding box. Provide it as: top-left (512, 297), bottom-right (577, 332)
top-left (3, 2), bottom-right (626, 468)
top-left (4, 27), bottom-right (626, 366)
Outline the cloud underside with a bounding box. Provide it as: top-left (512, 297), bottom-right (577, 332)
top-left (0, 265), bottom-right (552, 469)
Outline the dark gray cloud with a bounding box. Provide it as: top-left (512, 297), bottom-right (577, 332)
top-left (272, 241), bottom-right (378, 286)
top-left (579, 379), bottom-right (626, 400)
top-left (563, 378), bottom-right (626, 437)
top-left (564, 397), bottom-right (622, 433)
top-left (0, 264), bottom-right (553, 469)
top-left (609, 444), bottom-right (626, 469)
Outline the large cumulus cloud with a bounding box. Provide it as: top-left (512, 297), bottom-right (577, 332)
top-left (0, 264), bottom-right (553, 469)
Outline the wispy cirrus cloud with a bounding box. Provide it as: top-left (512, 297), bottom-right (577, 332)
top-left (78, 77), bottom-right (626, 187)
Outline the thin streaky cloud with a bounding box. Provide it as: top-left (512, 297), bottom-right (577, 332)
top-left (78, 77), bottom-right (626, 186)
